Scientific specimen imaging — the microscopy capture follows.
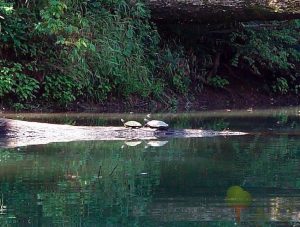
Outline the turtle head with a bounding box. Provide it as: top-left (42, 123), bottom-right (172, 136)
top-left (121, 119), bottom-right (125, 123)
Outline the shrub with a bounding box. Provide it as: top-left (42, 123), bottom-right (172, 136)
top-left (43, 74), bottom-right (79, 106)
top-left (1, 0), bottom-right (164, 107)
top-left (207, 76), bottom-right (229, 88)
top-left (272, 77), bottom-right (289, 94)
top-left (157, 45), bottom-right (190, 94)
top-left (230, 20), bottom-right (300, 93)
top-left (36, 0), bottom-right (163, 101)
top-left (0, 62), bottom-right (39, 102)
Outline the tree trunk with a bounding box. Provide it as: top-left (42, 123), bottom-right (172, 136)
top-left (146, 0), bottom-right (300, 23)
top-left (0, 118), bottom-right (246, 148)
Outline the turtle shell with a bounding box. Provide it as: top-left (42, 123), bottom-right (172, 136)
top-left (145, 120), bottom-right (168, 129)
top-left (124, 121), bottom-right (142, 128)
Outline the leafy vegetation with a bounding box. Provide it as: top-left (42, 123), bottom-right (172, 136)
top-left (207, 76), bottom-right (229, 88)
top-left (0, 0), bottom-right (300, 109)
top-left (0, 0), bottom-right (164, 107)
top-left (230, 20), bottom-right (300, 94)
top-left (0, 62), bottom-right (39, 101)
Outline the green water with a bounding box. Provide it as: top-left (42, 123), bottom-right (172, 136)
top-left (0, 109), bottom-right (300, 226)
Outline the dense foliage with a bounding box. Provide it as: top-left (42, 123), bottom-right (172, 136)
top-left (0, 0), bottom-right (300, 109)
top-left (231, 21), bottom-right (300, 94)
top-left (0, 0), bottom-right (164, 108)
top-left (165, 20), bottom-right (300, 94)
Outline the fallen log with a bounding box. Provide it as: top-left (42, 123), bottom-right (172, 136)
top-left (0, 118), bottom-right (247, 148)
top-left (146, 0), bottom-right (300, 23)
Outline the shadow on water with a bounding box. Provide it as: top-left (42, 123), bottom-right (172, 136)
top-left (0, 109), bottom-right (300, 226)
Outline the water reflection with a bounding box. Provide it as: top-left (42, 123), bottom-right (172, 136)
top-left (122, 140), bottom-right (143, 148)
top-left (145, 140), bottom-right (169, 148)
top-left (3, 108), bottom-right (300, 133)
top-left (0, 141), bottom-right (162, 225)
top-left (225, 186), bottom-right (252, 223)
top-left (0, 113), bottom-right (299, 225)
top-left (0, 194), bottom-right (7, 215)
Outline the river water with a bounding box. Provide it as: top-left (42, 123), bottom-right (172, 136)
top-left (0, 109), bottom-right (300, 226)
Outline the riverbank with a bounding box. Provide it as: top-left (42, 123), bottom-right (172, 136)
top-left (1, 1), bottom-right (299, 111)
top-left (85, 88), bottom-right (300, 113)
top-left (1, 85), bottom-right (300, 113)
top-left (78, 88), bottom-right (300, 112)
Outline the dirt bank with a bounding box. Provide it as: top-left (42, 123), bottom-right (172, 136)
top-left (72, 86), bottom-right (300, 112)
top-left (1, 86), bottom-right (299, 113)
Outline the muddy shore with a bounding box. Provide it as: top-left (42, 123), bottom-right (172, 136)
top-left (1, 86), bottom-right (300, 113)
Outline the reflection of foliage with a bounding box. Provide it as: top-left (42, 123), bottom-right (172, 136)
top-left (274, 110), bottom-right (289, 124)
top-left (0, 121), bottom-right (300, 225)
top-left (230, 135), bottom-right (300, 189)
top-left (0, 141), bottom-right (161, 225)
top-left (208, 119), bottom-right (230, 131)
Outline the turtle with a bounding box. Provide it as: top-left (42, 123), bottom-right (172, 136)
top-left (121, 119), bottom-right (142, 128)
top-left (144, 119), bottom-right (169, 130)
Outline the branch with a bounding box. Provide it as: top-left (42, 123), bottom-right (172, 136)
top-left (146, 0), bottom-right (300, 23)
